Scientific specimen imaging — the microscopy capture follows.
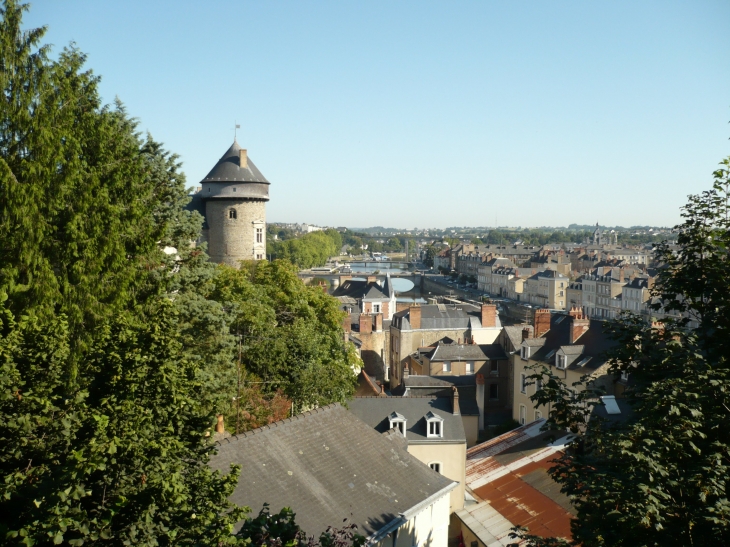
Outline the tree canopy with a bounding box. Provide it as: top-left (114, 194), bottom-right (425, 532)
top-left (0, 2), bottom-right (362, 544)
top-left (514, 157), bottom-right (730, 547)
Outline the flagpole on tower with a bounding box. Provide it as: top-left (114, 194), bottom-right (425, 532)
top-left (234, 121), bottom-right (240, 141)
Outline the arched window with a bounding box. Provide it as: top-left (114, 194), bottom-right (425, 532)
top-left (229, 209), bottom-right (237, 219)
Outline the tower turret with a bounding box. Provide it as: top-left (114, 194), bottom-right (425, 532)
top-left (194, 141), bottom-right (270, 266)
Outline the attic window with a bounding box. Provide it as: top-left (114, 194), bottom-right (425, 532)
top-left (521, 346), bottom-right (530, 360)
top-left (556, 354), bottom-right (567, 369)
top-left (425, 411), bottom-right (444, 438)
top-left (545, 349), bottom-right (556, 359)
top-left (388, 412), bottom-right (406, 437)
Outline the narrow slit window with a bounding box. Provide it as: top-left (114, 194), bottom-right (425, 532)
top-left (229, 209), bottom-right (237, 219)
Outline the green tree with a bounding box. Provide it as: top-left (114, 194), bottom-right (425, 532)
top-left (513, 157), bottom-right (730, 547)
top-left (423, 244), bottom-right (438, 267)
top-left (210, 260), bottom-right (360, 413)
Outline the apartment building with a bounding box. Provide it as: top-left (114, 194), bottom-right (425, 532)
top-left (523, 270), bottom-right (569, 310)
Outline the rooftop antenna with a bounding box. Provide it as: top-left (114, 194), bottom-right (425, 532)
top-left (234, 121), bottom-right (241, 142)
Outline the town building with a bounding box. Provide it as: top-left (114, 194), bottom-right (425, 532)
top-left (187, 141), bottom-right (269, 265)
top-left (512, 308), bottom-right (617, 425)
top-left (523, 270), bottom-right (569, 310)
top-left (389, 304), bottom-right (501, 387)
top-left (209, 404), bottom-right (456, 546)
top-left (348, 395), bottom-right (467, 518)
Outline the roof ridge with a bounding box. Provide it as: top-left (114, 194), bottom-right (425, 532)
top-left (216, 402), bottom-right (342, 445)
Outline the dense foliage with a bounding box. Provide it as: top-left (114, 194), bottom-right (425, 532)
top-left (513, 157), bottom-right (730, 546)
top-left (268, 229), bottom-right (343, 268)
top-left (210, 261), bottom-right (359, 416)
top-left (0, 2), bottom-right (362, 545)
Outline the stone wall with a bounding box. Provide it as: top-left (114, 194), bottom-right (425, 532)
top-left (206, 199), bottom-right (266, 266)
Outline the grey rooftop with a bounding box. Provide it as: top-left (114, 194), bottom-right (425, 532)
top-left (208, 404), bottom-right (454, 539)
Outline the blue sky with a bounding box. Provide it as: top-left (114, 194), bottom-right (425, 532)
top-left (26, 1), bottom-right (730, 229)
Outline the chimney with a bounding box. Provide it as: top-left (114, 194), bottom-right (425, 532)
top-left (522, 326), bottom-right (532, 340)
top-left (359, 313), bottom-right (372, 334)
top-left (569, 306), bottom-right (582, 319)
top-left (239, 149), bottom-right (248, 168)
top-left (534, 309), bottom-right (551, 338)
top-left (475, 374), bottom-right (485, 431)
top-left (570, 314), bottom-right (590, 345)
top-left (452, 386), bottom-right (460, 416)
top-left (409, 305), bottom-right (421, 330)
top-left (215, 414), bottom-right (225, 434)
top-left (481, 303), bottom-right (497, 328)
top-left (343, 315), bottom-right (351, 333)
top-left (403, 364), bottom-right (410, 378)
top-left (374, 313), bottom-right (383, 332)
top-left (367, 275), bottom-right (377, 284)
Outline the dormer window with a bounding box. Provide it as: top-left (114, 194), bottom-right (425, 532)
top-left (556, 354), bottom-right (567, 369)
top-left (425, 411), bottom-right (444, 438)
top-left (521, 345), bottom-right (530, 360)
top-left (388, 411), bottom-right (407, 437)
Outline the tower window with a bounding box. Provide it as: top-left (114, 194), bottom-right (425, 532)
top-left (256, 228), bottom-right (263, 243)
top-left (229, 209), bottom-right (237, 220)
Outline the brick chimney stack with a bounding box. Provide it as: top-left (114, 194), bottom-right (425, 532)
top-left (452, 386), bottom-right (461, 416)
top-left (534, 309), bottom-right (551, 338)
top-left (343, 315), bottom-right (351, 333)
top-left (359, 313), bottom-right (372, 334)
top-left (522, 326), bottom-right (533, 340)
top-left (481, 303), bottom-right (497, 328)
top-left (409, 305), bottom-right (421, 330)
top-left (569, 310), bottom-right (590, 345)
top-left (367, 275), bottom-right (377, 284)
top-left (215, 414), bottom-right (225, 434)
top-left (239, 149), bottom-right (247, 168)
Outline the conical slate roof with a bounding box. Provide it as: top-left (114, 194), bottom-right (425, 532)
top-left (201, 141), bottom-right (269, 184)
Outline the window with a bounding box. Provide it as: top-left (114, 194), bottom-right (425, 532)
top-left (490, 361), bottom-right (499, 376)
top-left (489, 383), bottom-right (499, 400)
top-left (556, 354), bottom-right (567, 369)
top-left (256, 254), bottom-right (263, 260)
top-left (429, 462), bottom-right (442, 474)
top-left (442, 361), bottom-right (451, 372)
top-left (535, 410), bottom-right (542, 421)
top-left (465, 362), bottom-right (474, 374)
top-left (521, 345), bottom-right (530, 360)
top-left (519, 404), bottom-right (526, 425)
top-left (388, 412), bottom-right (407, 437)
top-left (425, 411), bottom-right (444, 438)
top-left (373, 303), bottom-right (381, 314)
top-left (536, 378), bottom-right (543, 392)
top-left (228, 209), bottom-right (237, 219)
top-left (520, 373), bottom-right (527, 394)
top-left (256, 228), bottom-right (263, 243)
top-left (620, 370), bottom-right (629, 382)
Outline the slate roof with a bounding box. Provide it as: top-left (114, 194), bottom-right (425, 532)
top-left (202, 141), bottom-right (270, 184)
top-left (394, 376), bottom-right (480, 416)
top-left (525, 315), bottom-right (616, 371)
top-left (348, 397), bottom-right (466, 443)
top-left (208, 404), bottom-right (455, 538)
top-left (502, 325), bottom-right (533, 352)
top-left (333, 277), bottom-right (394, 301)
top-left (392, 304), bottom-right (501, 331)
top-left (426, 342), bottom-right (508, 362)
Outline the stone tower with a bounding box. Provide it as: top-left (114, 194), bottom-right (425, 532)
top-left (190, 141), bottom-right (270, 266)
